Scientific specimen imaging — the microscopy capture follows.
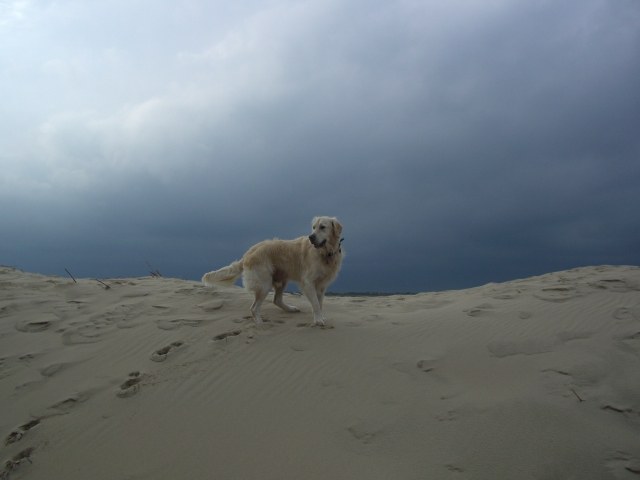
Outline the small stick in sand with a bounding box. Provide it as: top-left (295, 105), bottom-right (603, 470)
top-left (571, 388), bottom-right (584, 402)
top-left (93, 279), bottom-right (110, 290)
top-left (64, 269), bottom-right (77, 283)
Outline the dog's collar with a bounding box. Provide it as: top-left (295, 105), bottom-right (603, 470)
top-left (323, 238), bottom-right (344, 263)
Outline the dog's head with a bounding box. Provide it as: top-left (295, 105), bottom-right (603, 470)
top-left (309, 216), bottom-right (343, 251)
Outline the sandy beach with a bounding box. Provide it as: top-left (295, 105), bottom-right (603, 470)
top-left (1, 265), bottom-right (639, 479)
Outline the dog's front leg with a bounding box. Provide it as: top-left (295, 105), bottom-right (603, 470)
top-left (301, 283), bottom-right (326, 326)
top-left (316, 285), bottom-right (326, 310)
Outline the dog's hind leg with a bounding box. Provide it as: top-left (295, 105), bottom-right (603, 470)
top-left (273, 281), bottom-right (301, 313)
top-left (244, 267), bottom-right (272, 323)
top-left (249, 287), bottom-right (269, 323)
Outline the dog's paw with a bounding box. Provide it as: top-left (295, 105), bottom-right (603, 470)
top-left (289, 305), bottom-right (301, 312)
top-left (314, 316), bottom-right (327, 326)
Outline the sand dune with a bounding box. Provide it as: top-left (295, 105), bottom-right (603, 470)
top-left (1, 265), bottom-right (640, 479)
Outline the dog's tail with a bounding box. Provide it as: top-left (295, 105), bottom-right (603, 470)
top-left (202, 261), bottom-right (244, 288)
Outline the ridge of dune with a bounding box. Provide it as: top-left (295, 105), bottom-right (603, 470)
top-left (1, 265), bottom-right (640, 479)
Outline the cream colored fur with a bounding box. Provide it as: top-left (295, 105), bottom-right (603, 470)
top-left (202, 216), bottom-right (343, 325)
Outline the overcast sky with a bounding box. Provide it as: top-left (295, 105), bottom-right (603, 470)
top-left (1, 0), bottom-right (639, 292)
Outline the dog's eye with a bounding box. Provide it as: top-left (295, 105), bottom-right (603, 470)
top-left (320, 226), bottom-right (325, 230)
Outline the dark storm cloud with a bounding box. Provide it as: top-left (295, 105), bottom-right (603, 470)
top-left (1, 0), bottom-right (639, 291)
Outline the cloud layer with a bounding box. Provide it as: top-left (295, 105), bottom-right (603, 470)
top-left (1, 0), bottom-right (639, 291)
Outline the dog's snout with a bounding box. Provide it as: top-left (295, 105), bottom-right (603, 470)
top-left (308, 234), bottom-right (316, 243)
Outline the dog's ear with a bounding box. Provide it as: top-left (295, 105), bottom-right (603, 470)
top-left (331, 218), bottom-right (343, 238)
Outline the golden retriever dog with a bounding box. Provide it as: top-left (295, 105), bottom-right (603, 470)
top-left (202, 216), bottom-right (344, 326)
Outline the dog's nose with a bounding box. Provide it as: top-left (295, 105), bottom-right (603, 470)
top-left (308, 234), bottom-right (316, 243)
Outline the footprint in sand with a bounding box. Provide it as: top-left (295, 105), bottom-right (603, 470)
top-left (626, 459), bottom-right (640, 474)
top-left (491, 330), bottom-right (595, 359)
top-left (116, 319), bottom-right (140, 329)
top-left (197, 300), bottom-right (224, 312)
top-left (347, 420), bottom-right (385, 445)
top-left (1, 447), bottom-right (34, 478)
top-left (33, 390), bottom-right (93, 418)
top-left (61, 327), bottom-right (102, 345)
top-left (445, 464), bottom-right (465, 473)
top-left (150, 341), bottom-right (184, 362)
top-left (13, 378), bottom-right (46, 394)
top-left (50, 397), bottom-right (79, 413)
top-left (615, 331), bottom-right (640, 355)
top-left (116, 372), bottom-right (145, 398)
top-left (437, 409), bottom-right (462, 422)
top-left (491, 289), bottom-right (520, 300)
top-left (606, 453), bottom-right (640, 476)
top-left (289, 342), bottom-right (309, 352)
top-left (557, 331), bottom-right (592, 343)
top-left (213, 330), bottom-right (242, 341)
top-left (464, 303), bottom-right (494, 317)
top-left (487, 339), bottom-right (555, 357)
top-left (590, 278), bottom-right (640, 293)
top-left (533, 287), bottom-right (581, 303)
top-left (416, 360), bottom-right (435, 372)
top-left (613, 307), bottom-right (640, 322)
top-left (40, 363), bottom-right (64, 377)
top-left (155, 318), bottom-right (206, 330)
top-left (15, 316), bottom-right (58, 332)
top-left (4, 419), bottom-right (40, 446)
